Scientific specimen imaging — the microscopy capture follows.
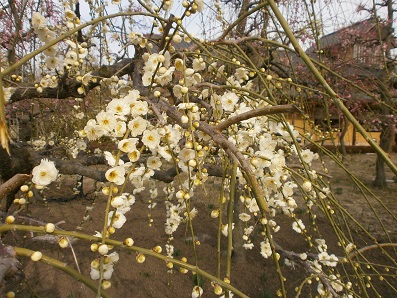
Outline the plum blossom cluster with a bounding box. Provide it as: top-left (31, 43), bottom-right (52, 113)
top-left (33, 2), bottom-right (345, 293)
top-left (81, 82), bottom-right (187, 286)
top-left (77, 33), bottom-right (347, 294)
top-left (31, 9), bottom-right (90, 93)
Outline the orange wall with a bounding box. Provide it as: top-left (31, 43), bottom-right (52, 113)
top-left (287, 114), bottom-right (381, 146)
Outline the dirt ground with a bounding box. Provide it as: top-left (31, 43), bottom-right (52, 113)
top-left (2, 153), bottom-right (397, 298)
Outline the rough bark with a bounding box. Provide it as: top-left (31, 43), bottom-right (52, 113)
top-left (0, 142), bottom-right (227, 197)
top-left (0, 243), bottom-right (22, 290)
top-left (8, 58), bottom-right (137, 103)
top-left (0, 174), bottom-right (30, 202)
top-left (373, 123), bottom-right (394, 187)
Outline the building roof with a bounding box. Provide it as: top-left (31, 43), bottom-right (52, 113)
top-left (307, 18), bottom-right (393, 54)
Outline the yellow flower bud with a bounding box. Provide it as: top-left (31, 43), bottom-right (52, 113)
top-left (45, 223), bottom-right (55, 233)
top-left (124, 238), bottom-right (134, 247)
top-left (31, 251), bottom-right (42, 262)
top-left (91, 259), bottom-right (100, 269)
top-left (136, 253), bottom-right (146, 263)
top-left (180, 267), bottom-right (188, 274)
top-left (58, 237), bottom-right (69, 248)
top-left (101, 280), bottom-right (111, 290)
top-left (98, 244), bottom-right (109, 255)
top-left (5, 216), bottom-right (15, 224)
top-left (102, 187), bottom-right (110, 195)
top-left (20, 185), bottom-right (29, 192)
top-left (214, 284), bottom-right (223, 295)
top-left (91, 243), bottom-right (98, 252)
top-left (153, 246), bottom-right (162, 253)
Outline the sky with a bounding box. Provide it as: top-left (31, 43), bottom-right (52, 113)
top-left (75, 0), bottom-right (394, 53)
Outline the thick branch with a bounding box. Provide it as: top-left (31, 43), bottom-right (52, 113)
top-left (9, 58), bottom-right (136, 103)
top-left (0, 174), bottom-right (30, 201)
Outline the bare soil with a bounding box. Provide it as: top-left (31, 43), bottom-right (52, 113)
top-left (2, 153), bottom-right (397, 298)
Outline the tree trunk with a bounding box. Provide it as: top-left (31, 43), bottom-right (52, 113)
top-left (373, 124), bottom-right (395, 187)
top-left (235, 0), bottom-right (251, 36)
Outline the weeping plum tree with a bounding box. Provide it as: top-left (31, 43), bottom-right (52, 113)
top-left (0, 0), bottom-right (397, 297)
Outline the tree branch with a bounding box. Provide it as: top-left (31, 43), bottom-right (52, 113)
top-left (9, 58), bottom-right (137, 103)
top-left (216, 104), bottom-right (300, 131)
top-left (0, 174), bottom-right (30, 202)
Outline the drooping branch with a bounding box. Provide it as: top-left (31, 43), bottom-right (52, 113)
top-left (268, 0), bottom-right (397, 178)
top-left (146, 96), bottom-right (269, 213)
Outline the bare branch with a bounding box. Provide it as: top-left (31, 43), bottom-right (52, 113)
top-left (216, 104), bottom-right (300, 131)
top-left (0, 174), bottom-right (30, 201)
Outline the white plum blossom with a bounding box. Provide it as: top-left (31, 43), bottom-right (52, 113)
top-left (142, 129), bottom-right (161, 150)
top-left (221, 224), bottom-right (234, 236)
top-left (238, 213), bottom-right (251, 222)
top-left (318, 251), bottom-right (339, 267)
top-left (301, 149), bottom-right (319, 164)
top-left (192, 58), bottom-right (205, 71)
top-left (260, 239), bottom-right (272, 258)
top-left (243, 243), bottom-right (254, 250)
top-left (114, 121), bottom-right (127, 138)
top-left (32, 159), bottom-right (59, 186)
top-left (220, 91), bottom-right (239, 112)
top-left (248, 198), bottom-right (260, 213)
top-left (128, 149), bottom-right (141, 162)
top-left (128, 116), bottom-right (148, 137)
top-left (329, 275), bottom-right (343, 292)
top-left (96, 110), bottom-right (117, 132)
top-left (107, 98), bottom-right (131, 116)
top-left (302, 181), bottom-right (312, 192)
top-left (147, 156), bottom-right (162, 170)
top-left (235, 67), bottom-right (249, 82)
top-left (32, 12), bottom-right (47, 30)
top-left (104, 151), bottom-right (121, 166)
top-left (118, 138), bottom-right (138, 153)
top-left (84, 119), bottom-right (106, 140)
top-left (130, 100), bottom-right (149, 117)
top-left (292, 219), bottom-right (305, 233)
top-left (105, 165), bottom-right (126, 185)
top-left (192, 286), bottom-right (203, 298)
top-left (108, 210), bottom-right (127, 229)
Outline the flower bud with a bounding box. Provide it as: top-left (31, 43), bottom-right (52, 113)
top-left (124, 238), bottom-right (134, 247)
top-left (31, 251), bottom-right (42, 262)
top-left (101, 280), bottom-right (111, 290)
top-left (91, 243), bottom-right (98, 252)
top-left (136, 253), bottom-right (146, 263)
top-left (20, 185), bottom-right (29, 192)
top-left (211, 209), bottom-right (220, 218)
top-left (58, 237), bottom-right (69, 248)
top-left (45, 223), bottom-right (55, 233)
top-left (5, 216), bottom-right (15, 224)
top-left (98, 244), bottom-right (109, 255)
top-left (153, 245), bottom-right (162, 253)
